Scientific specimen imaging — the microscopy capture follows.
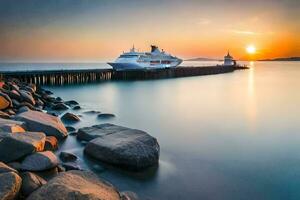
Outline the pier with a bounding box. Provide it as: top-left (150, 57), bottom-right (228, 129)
top-left (0, 65), bottom-right (248, 85)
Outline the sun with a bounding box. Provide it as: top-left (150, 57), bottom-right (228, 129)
top-left (246, 45), bottom-right (256, 54)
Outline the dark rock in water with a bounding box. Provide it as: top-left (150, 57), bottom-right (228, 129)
top-left (44, 136), bottom-right (58, 151)
top-left (83, 110), bottom-right (101, 114)
top-left (55, 97), bottom-right (63, 102)
top-left (51, 103), bottom-right (69, 110)
top-left (21, 151), bottom-right (58, 171)
top-left (0, 118), bottom-right (25, 133)
top-left (20, 172), bottom-right (47, 197)
top-left (27, 170), bottom-right (121, 200)
top-left (77, 123), bottom-right (127, 142)
top-left (15, 110), bottom-right (68, 140)
top-left (97, 113), bottom-right (116, 118)
top-left (61, 112), bottom-right (80, 123)
top-left (59, 152), bottom-right (77, 162)
top-left (121, 191), bottom-right (139, 200)
top-left (68, 131), bottom-right (77, 136)
top-left (18, 105), bottom-right (31, 113)
top-left (61, 163), bottom-right (81, 171)
top-left (19, 90), bottom-right (35, 105)
top-left (0, 172), bottom-right (22, 200)
top-left (72, 105), bottom-right (81, 110)
top-left (19, 101), bottom-right (35, 110)
top-left (46, 111), bottom-right (58, 117)
top-left (0, 92), bottom-right (12, 110)
top-left (84, 124), bottom-right (160, 170)
top-left (0, 162), bottom-right (18, 174)
top-left (0, 132), bottom-right (46, 163)
top-left (35, 98), bottom-right (44, 107)
top-left (64, 100), bottom-right (79, 106)
top-left (65, 126), bottom-right (76, 132)
top-left (44, 90), bottom-right (53, 95)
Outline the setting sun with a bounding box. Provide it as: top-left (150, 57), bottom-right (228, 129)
top-left (246, 45), bottom-right (256, 54)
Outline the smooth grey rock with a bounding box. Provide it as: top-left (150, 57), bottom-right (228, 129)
top-left (18, 105), bottom-right (31, 113)
top-left (83, 110), bottom-right (101, 114)
top-left (77, 123), bottom-right (128, 142)
top-left (72, 105), bottom-right (81, 110)
top-left (0, 132), bottom-right (46, 163)
top-left (0, 172), bottom-right (22, 200)
top-left (65, 126), bottom-right (76, 132)
top-left (15, 110), bottom-right (68, 140)
top-left (20, 172), bottom-right (46, 197)
top-left (61, 163), bottom-right (81, 171)
top-left (59, 152), bottom-right (77, 162)
top-left (84, 124), bottom-right (160, 170)
top-left (27, 170), bottom-right (121, 200)
top-left (21, 151), bottom-right (58, 171)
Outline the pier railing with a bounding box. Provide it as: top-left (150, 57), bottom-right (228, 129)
top-left (0, 65), bottom-right (247, 85)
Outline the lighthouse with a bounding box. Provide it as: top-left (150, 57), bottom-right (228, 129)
top-left (223, 51), bottom-right (235, 66)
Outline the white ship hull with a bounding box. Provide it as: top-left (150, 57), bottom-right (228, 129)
top-left (108, 60), bottom-right (182, 71)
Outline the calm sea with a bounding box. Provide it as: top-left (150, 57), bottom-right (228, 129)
top-left (5, 61), bottom-right (300, 200)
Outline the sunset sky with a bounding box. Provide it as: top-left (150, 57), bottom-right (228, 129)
top-left (0, 0), bottom-right (299, 61)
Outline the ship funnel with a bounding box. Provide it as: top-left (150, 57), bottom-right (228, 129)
top-left (151, 45), bottom-right (158, 53)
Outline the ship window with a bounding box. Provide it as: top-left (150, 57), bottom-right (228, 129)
top-left (119, 55), bottom-right (138, 58)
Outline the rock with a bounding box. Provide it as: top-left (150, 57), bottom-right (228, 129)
top-left (61, 163), bottom-right (81, 171)
top-left (27, 170), bottom-right (121, 200)
top-left (0, 118), bottom-right (25, 133)
top-left (72, 105), bottom-right (81, 110)
top-left (44, 136), bottom-right (58, 151)
top-left (61, 112), bottom-right (80, 123)
top-left (4, 109), bottom-right (16, 116)
top-left (34, 167), bottom-right (58, 181)
top-left (55, 97), bottom-right (63, 102)
top-left (8, 90), bottom-right (22, 101)
top-left (84, 124), bottom-right (160, 170)
top-left (83, 110), bottom-right (101, 114)
top-left (19, 90), bottom-right (35, 105)
top-left (20, 172), bottom-right (46, 197)
top-left (64, 100), bottom-right (79, 106)
top-left (7, 162), bottom-right (21, 171)
top-left (59, 152), bottom-right (77, 162)
top-left (0, 172), bottom-right (22, 200)
top-left (65, 126), bottom-right (76, 132)
top-left (0, 111), bottom-right (11, 119)
top-left (17, 105), bottom-right (31, 113)
top-left (51, 103), bottom-right (69, 110)
top-left (18, 101), bottom-right (35, 110)
top-left (0, 92), bottom-right (12, 110)
top-left (15, 110), bottom-right (68, 140)
top-left (97, 113), bottom-right (116, 118)
top-left (120, 191), bottom-right (139, 200)
top-left (44, 90), bottom-right (53, 95)
top-left (0, 132), bottom-right (46, 163)
top-left (11, 99), bottom-right (20, 108)
top-left (77, 123), bottom-right (128, 142)
top-left (0, 162), bottom-right (18, 174)
top-left (21, 151), bottom-right (58, 171)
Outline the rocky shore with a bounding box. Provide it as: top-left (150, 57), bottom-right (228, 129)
top-left (0, 78), bottom-right (160, 200)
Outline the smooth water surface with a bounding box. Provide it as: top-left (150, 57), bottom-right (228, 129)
top-left (45, 61), bottom-right (300, 200)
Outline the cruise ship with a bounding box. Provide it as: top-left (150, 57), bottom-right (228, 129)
top-left (108, 45), bottom-right (182, 71)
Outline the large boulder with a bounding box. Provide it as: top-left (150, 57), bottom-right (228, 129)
top-left (0, 132), bottom-right (46, 163)
top-left (0, 118), bottom-right (25, 133)
top-left (77, 123), bottom-right (128, 142)
top-left (27, 170), bottom-right (121, 200)
top-left (0, 172), bottom-right (22, 200)
top-left (15, 110), bottom-right (68, 140)
top-left (84, 124), bottom-right (160, 170)
top-left (0, 92), bottom-right (12, 110)
top-left (20, 172), bottom-right (46, 197)
top-left (21, 151), bottom-right (58, 171)
top-left (51, 103), bottom-right (69, 110)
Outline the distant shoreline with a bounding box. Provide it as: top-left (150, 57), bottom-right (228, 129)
top-left (257, 57), bottom-right (300, 61)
